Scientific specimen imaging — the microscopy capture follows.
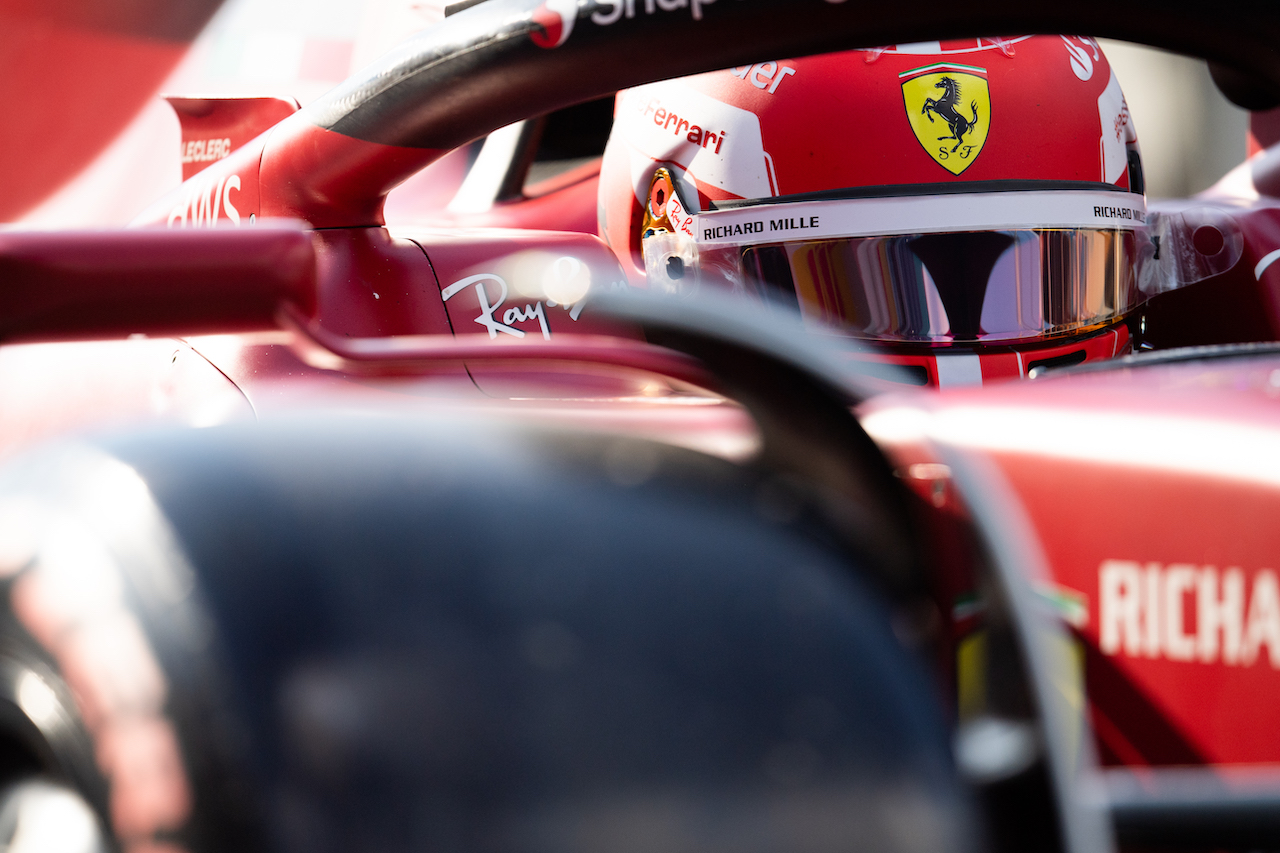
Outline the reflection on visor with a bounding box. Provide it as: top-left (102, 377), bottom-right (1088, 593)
top-left (729, 229), bottom-right (1138, 343)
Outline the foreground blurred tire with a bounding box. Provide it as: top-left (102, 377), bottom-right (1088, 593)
top-left (0, 416), bottom-right (978, 853)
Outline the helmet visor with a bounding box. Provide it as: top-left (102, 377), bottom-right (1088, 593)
top-left (696, 227), bottom-right (1140, 344)
top-left (643, 188), bottom-right (1146, 344)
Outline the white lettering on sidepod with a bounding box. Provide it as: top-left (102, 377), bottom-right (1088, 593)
top-left (1100, 559), bottom-right (1280, 667)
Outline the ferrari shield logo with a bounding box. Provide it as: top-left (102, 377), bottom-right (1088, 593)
top-left (900, 63), bottom-right (990, 175)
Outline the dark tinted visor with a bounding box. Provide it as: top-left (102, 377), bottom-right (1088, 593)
top-left (724, 228), bottom-right (1139, 343)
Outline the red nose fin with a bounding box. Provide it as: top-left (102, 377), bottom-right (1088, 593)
top-left (165, 96), bottom-right (300, 181)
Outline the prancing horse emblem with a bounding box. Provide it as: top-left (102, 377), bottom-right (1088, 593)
top-left (900, 63), bottom-right (992, 175)
top-left (922, 77), bottom-right (978, 152)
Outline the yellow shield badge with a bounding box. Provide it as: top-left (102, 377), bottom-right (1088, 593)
top-left (900, 63), bottom-right (991, 175)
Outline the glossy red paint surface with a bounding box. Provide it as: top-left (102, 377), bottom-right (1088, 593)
top-left (0, 338), bottom-right (252, 461)
top-left (147, 115), bottom-right (603, 235)
top-left (137, 123), bottom-right (441, 230)
top-left (864, 353), bottom-right (1280, 766)
top-left (260, 121), bottom-right (441, 227)
top-left (309, 228), bottom-right (450, 339)
top-left (389, 168), bottom-right (603, 236)
top-left (145, 137), bottom-right (265, 228)
top-left (0, 226), bottom-right (315, 342)
top-left (291, 328), bottom-right (710, 386)
top-left (167, 97), bottom-right (299, 181)
top-left (415, 228), bottom-right (629, 336)
top-left (465, 167), bottom-right (602, 236)
top-left (0, 214), bottom-right (729, 460)
top-left (411, 226), bottom-right (648, 396)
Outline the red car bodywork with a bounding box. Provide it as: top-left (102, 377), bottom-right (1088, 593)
top-left (865, 350), bottom-right (1280, 768)
top-left (8, 0), bottom-right (1280, 844)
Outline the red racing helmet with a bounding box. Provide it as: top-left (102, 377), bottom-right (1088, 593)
top-left (597, 36), bottom-right (1147, 385)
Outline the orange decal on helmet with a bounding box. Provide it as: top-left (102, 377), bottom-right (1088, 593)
top-left (641, 167), bottom-right (694, 239)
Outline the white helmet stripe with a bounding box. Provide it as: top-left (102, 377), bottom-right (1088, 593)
top-left (694, 189), bottom-right (1147, 246)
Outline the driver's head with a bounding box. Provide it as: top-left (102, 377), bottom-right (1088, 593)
top-left (597, 37), bottom-right (1146, 386)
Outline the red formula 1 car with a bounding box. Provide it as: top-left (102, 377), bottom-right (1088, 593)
top-left (3, 2), bottom-right (1280, 853)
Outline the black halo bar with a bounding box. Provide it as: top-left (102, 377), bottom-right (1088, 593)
top-left (305, 0), bottom-right (1280, 155)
